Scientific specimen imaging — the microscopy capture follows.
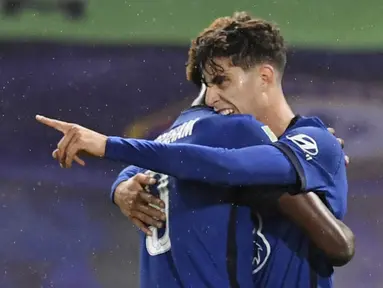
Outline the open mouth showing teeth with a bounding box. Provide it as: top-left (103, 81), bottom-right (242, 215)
top-left (218, 109), bottom-right (234, 115)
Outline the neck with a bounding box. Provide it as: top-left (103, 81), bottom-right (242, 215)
top-left (258, 89), bottom-right (295, 137)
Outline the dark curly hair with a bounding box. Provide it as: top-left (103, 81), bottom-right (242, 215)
top-left (186, 12), bottom-right (287, 86)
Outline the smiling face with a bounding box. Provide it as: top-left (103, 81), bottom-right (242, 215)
top-left (203, 57), bottom-right (276, 118)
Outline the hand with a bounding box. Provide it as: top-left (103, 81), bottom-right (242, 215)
top-left (115, 173), bottom-right (166, 236)
top-left (36, 115), bottom-right (108, 168)
top-left (327, 127), bottom-right (350, 166)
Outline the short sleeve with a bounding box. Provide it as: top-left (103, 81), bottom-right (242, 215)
top-left (273, 127), bottom-right (347, 218)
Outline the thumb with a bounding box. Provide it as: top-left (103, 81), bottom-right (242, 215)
top-left (133, 173), bottom-right (156, 186)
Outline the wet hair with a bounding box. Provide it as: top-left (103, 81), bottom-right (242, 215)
top-left (186, 11), bottom-right (287, 86)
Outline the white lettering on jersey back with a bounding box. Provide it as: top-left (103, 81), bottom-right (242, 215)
top-left (146, 118), bottom-right (199, 256)
top-left (286, 133), bottom-right (319, 161)
top-left (155, 118), bottom-right (199, 144)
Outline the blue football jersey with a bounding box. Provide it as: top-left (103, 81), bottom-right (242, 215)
top-left (275, 116), bottom-right (347, 219)
top-left (107, 115), bottom-right (348, 288)
top-left (252, 116), bottom-right (348, 288)
top-left (111, 107), bottom-right (276, 288)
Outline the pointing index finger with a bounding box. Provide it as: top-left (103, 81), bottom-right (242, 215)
top-left (36, 115), bottom-right (70, 133)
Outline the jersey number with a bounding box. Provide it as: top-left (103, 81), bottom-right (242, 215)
top-left (145, 170), bottom-right (171, 256)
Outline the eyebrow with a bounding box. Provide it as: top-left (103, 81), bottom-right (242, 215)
top-left (210, 74), bottom-right (226, 85)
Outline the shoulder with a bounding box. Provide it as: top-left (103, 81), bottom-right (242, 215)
top-left (279, 125), bottom-right (344, 175)
top-left (282, 125), bottom-right (341, 154)
top-left (195, 114), bottom-right (262, 131)
top-left (193, 114), bottom-right (274, 147)
top-left (283, 117), bottom-right (339, 150)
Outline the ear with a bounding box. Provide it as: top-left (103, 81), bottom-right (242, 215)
top-left (259, 64), bottom-right (275, 85)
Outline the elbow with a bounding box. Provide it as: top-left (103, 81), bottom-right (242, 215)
top-left (328, 228), bottom-right (355, 267)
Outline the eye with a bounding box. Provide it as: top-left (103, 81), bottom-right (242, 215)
top-left (211, 75), bottom-right (230, 88)
top-left (212, 75), bottom-right (225, 85)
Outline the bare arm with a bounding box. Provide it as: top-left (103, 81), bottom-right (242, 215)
top-left (278, 192), bottom-right (355, 267)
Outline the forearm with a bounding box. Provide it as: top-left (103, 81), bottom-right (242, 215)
top-left (278, 192), bottom-right (355, 266)
top-left (330, 220), bottom-right (355, 266)
top-left (105, 137), bottom-right (297, 186)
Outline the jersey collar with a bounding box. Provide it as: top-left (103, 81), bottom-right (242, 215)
top-left (286, 114), bottom-right (301, 130)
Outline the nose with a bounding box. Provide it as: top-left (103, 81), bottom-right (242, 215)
top-left (205, 86), bottom-right (221, 108)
